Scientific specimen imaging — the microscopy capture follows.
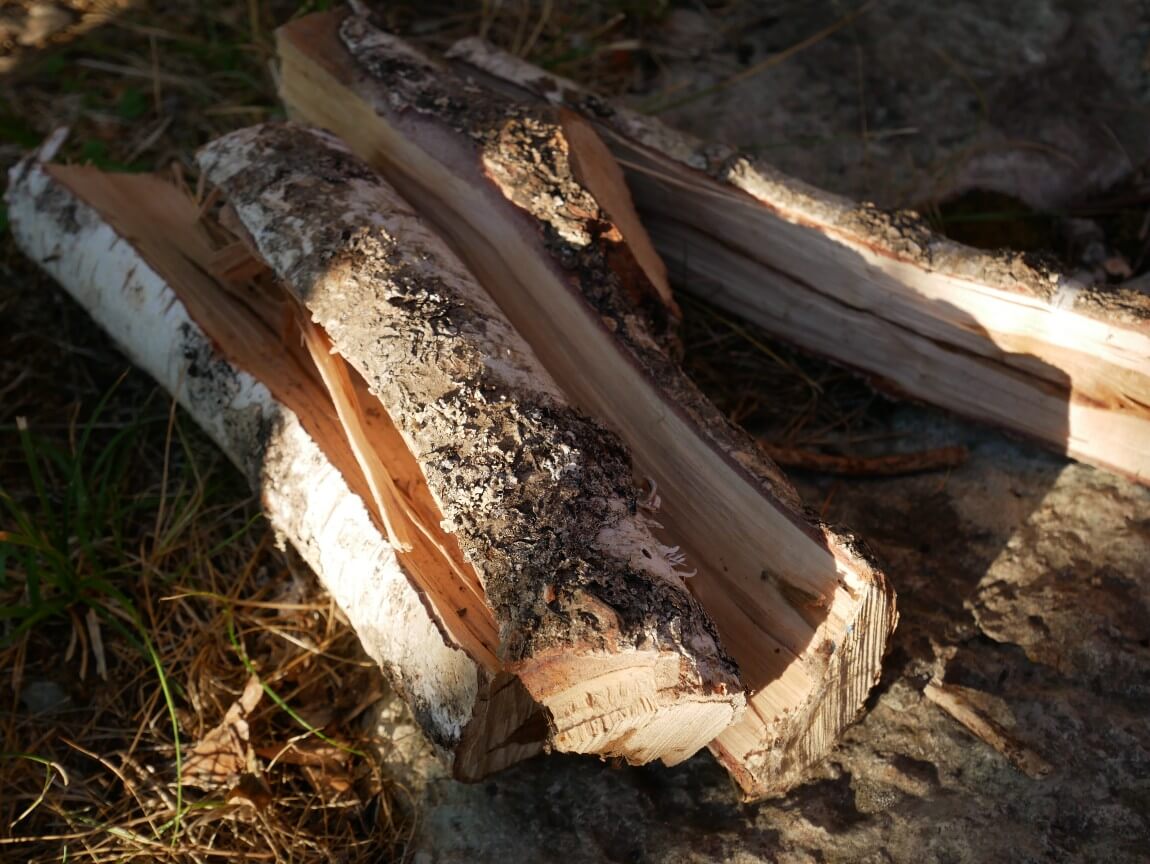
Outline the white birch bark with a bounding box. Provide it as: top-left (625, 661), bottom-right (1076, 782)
top-left (5, 135), bottom-right (480, 761)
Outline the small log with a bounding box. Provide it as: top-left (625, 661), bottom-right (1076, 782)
top-left (7, 127), bottom-right (745, 779)
top-left (923, 679), bottom-right (1052, 779)
top-left (758, 443), bottom-right (969, 477)
top-left (447, 38), bottom-right (1150, 485)
top-left (277, 10), bottom-right (896, 800)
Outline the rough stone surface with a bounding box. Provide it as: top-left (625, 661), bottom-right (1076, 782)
top-left (642, 1), bottom-right (1150, 212)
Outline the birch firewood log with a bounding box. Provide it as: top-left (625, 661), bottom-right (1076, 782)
top-left (5, 132), bottom-right (492, 776)
top-left (195, 122), bottom-right (745, 768)
top-left (6, 125), bottom-right (746, 780)
top-left (276, 9), bottom-right (897, 800)
top-left (445, 37), bottom-right (1150, 485)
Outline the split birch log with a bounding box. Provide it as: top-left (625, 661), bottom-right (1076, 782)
top-left (5, 132), bottom-right (494, 776)
top-left (277, 10), bottom-right (897, 800)
top-left (195, 121), bottom-right (744, 767)
top-left (7, 126), bottom-right (746, 780)
top-left (447, 38), bottom-right (1150, 485)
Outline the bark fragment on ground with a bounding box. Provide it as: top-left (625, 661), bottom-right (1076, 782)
top-left (277, 10), bottom-right (897, 800)
top-left (447, 37), bottom-right (1150, 486)
top-left (7, 125), bottom-right (746, 781)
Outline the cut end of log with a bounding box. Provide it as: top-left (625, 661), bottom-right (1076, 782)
top-left (514, 646), bottom-right (744, 767)
top-left (712, 540), bottom-right (897, 799)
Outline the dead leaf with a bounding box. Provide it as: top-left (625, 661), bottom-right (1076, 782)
top-left (181, 674), bottom-right (264, 790)
top-left (226, 772), bottom-right (274, 811)
top-left (256, 739), bottom-right (355, 798)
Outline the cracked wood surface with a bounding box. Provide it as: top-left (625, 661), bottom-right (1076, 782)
top-left (276, 10), bottom-right (896, 799)
top-left (447, 37), bottom-right (1150, 485)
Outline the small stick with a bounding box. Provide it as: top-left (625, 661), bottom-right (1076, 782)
top-left (924, 679), bottom-right (1052, 779)
top-left (759, 442), bottom-right (968, 477)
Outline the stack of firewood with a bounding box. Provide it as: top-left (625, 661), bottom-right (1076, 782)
top-left (10, 8), bottom-right (1147, 800)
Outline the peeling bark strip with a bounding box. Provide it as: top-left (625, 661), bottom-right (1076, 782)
top-left (195, 123), bottom-right (744, 768)
top-left (448, 39), bottom-right (1150, 485)
top-left (277, 11), bottom-right (896, 800)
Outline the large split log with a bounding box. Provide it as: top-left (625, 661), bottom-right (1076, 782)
top-left (195, 122), bottom-right (744, 767)
top-left (7, 126), bottom-right (745, 779)
top-left (5, 132), bottom-right (490, 775)
top-left (277, 10), bottom-right (896, 800)
top-left (446, 38), bottom-right (1150, 485)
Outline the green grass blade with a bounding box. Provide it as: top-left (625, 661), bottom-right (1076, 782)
top-left (225, 611), bottom-right (365, 758)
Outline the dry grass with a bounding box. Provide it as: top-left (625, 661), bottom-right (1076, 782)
top-left (0, 386), bottom-right (415, 861)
